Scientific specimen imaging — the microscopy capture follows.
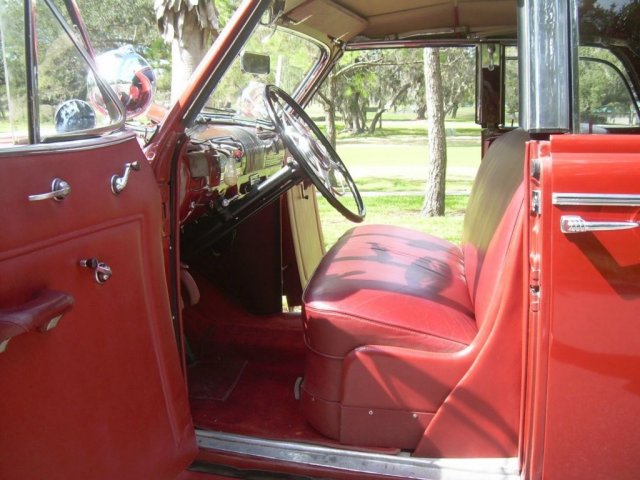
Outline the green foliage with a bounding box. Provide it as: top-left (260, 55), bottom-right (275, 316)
top-left (317, 46), bottom-right (476, 138)
top-left (504, 47), bottom-right (519, 126)
top-left (217, 0), bottom-right (242, 24)
top-left (579, 0), bottom-right (640, 58)
top-left (317, 114), bottom-right (481, 245)
top-left (0, 0), bottom-right (27, 126)
top-left (578, 47), bottom-right (637, 125)
top-left (76, 0), bottom-right (172, 102)
top-left (36, 4), bottom-right (87, 110)
top-left (76, 0), bottom-right (158, 52)
top-left (439, 48), bottom-right (475, 117)
top-left (318, 192), bottom-right (468, 249)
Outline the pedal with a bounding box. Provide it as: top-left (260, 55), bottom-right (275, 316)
top-left (294, 376), bottom-right (303, 400)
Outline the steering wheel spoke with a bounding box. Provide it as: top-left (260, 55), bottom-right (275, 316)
top-left (264, 85), bottom-right (365, 223)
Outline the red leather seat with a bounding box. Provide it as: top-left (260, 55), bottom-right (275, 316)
top-left (301, 129), bottom-right (529, 456)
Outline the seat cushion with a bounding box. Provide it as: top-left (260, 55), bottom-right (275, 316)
top-left (303, 224), bottom-right (477, 359)
top-left (300, 130), bottom-right (529, 452)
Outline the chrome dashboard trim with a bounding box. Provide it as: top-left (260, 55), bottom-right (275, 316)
top-left (552, 193), bottom-right (640, 207)
top-left (195, 430), bottom-right (520, 480)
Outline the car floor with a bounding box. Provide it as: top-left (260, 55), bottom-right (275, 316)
top-left (183, 276), bottom-right (400, 454)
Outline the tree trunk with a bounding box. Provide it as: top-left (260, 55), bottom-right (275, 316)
top-left (155, 0), bottom-right (219, 103)
top-left (170, 34), bottom-right (207, 104)
top-left (369, 104), bottom-right (385, 134)
top-left (451, 102), bottom-right (459, 118)
top-left (325, 74), bottom-right (337, 147)
top-left (368, 83), bottom-right (410, 134)
top-left (416, 102), bottom-right (426, 120)
top-left (358, 100), bottom-right (367, 133)
top-left (421, 48), bottom-right (447, 217)
top-left (349, 93), bottom-right (364, 133)
top-left (317, 76), bottom-right (337, 147)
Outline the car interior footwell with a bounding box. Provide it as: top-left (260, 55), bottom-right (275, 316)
top-left (183, 275), bottom-right (400, 454)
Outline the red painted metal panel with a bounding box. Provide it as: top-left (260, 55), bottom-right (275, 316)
top-left (524, 134), bottom-right (640, 479)
top-left (0, 135), bottom-right (196, 479)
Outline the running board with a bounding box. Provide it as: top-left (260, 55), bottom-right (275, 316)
top-left (195, 430), bottom-right (520, 480)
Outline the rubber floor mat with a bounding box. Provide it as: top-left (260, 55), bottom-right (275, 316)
top-left (188, 357), bottom-right (248, 402)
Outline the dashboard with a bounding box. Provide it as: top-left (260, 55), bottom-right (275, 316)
top-left (179, 123), bottom-right (285, 225)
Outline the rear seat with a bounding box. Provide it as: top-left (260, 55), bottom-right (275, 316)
top-left (301, 129), bottom-right (529, 456)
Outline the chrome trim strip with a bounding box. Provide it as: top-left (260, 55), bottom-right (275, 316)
top-left (195, 430), bottom-right (520, 480)
top-left (552, 193), bottom-right (640, 207)
top-left (0, 130), bottom-right (135, 157)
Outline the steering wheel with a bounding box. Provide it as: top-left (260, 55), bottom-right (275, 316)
top-left (264, 85), bottom-right (365, 223)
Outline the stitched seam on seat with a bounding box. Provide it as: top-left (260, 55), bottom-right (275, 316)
top-left (301, 383), bottom-right (338, 404)
top-left (304, 338), bottom-right (347, 360)
top-left (306, 307), bottom-right (474, 349)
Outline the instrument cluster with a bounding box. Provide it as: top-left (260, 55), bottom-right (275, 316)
top-left (179, 123), bottom-right (284, 224)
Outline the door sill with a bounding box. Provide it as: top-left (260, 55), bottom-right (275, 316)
top-left (195, 430), bottom-right (520, 479)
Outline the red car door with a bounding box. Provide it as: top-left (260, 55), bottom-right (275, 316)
top-left (525, 134), bottom-right (640, 479)
top-left (0, 2), bottom-right (196, 479)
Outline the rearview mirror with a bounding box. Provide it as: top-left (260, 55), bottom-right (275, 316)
top-left (241, 52), bottom-right (270, 75)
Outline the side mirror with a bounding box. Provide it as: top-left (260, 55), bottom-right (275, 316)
top-left (89, 45), bottom-right (156, 120)
top-left (241, 52), bottom-right (270, 75)
top-left (54, 99), bottom-right (96, 133)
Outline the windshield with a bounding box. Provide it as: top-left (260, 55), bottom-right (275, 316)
top-left (202, 25), bottom-right (323, 123)
top-left (579, 0), bottom-right (640, 57)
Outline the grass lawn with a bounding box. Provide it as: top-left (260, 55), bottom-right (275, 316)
top-left (318, 193), bottom-right (468, 248)
top-left (317, 109), bottom-right (481, 249)
top-left (337, 143), bottom-right (480, 180)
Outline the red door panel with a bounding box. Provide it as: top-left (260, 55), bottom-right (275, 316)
top-left (0, 133), bottom-right (196, 479)
top-left (525, 134), bottom-right (640, 480)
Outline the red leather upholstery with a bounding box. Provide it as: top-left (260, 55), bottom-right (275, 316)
top-left (304, 225), bottom-right (476, 356)
top-left (301, 129), bottom-right (529, 455)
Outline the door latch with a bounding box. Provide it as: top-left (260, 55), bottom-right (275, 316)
top-left (79, 258), bottom-right (112, 284)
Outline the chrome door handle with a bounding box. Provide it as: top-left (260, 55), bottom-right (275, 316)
top-left (560, 215), bottom-right (639, 234)
top-left (28, 178), bottom-right (71, 202)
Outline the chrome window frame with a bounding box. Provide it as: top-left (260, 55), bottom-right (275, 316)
top-left (3, 0), bottom-right (126, 148)
top-left (518, 0), bottom-right (579, 133)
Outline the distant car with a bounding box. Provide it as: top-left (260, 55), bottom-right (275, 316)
top-left (1, 1), bottom-right (639, 479)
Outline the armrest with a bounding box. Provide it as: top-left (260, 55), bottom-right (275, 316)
top-left (0, 289), bottom-right (74, 352)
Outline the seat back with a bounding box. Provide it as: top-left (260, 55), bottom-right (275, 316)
top-left (461, 129), bottom-right (529, 326)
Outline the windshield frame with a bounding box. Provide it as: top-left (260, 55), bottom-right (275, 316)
top-left (181, 0), bottom-right (272, 127)
top-left (196, 26), bottom-right (329, 126)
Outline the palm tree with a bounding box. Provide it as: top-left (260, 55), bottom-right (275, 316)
top-left (155, 0), bottom-right (219, 102)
